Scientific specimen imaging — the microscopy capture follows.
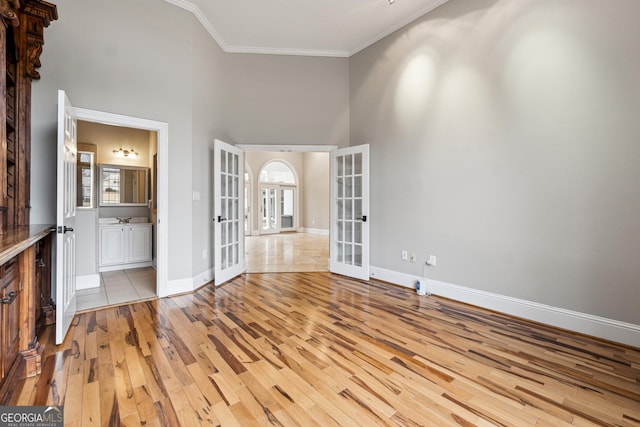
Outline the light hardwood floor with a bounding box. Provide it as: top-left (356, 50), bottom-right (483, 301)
top-left (245, 233), bottom-right (329, 273)
top-left (10, 272), bottom-right (640, 426)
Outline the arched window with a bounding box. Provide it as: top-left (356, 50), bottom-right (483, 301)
top-left (259, 161), bottom-right (295, 184)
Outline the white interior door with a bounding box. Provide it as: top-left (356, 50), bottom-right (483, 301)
top-left (260, 184), bottom-right (279, 234)
top-left (56, 90), bottom-right (77, 345)
top-left (214, 139), bottom-right (245, 285)
top-left (330, 145), bottom-right (370, 280)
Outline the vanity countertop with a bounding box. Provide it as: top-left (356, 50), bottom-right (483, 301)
top-left (99, 217), bottom-right (151, 225)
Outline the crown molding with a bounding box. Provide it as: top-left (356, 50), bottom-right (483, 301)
top-left (163, 0), bottom-right (449, 58)
top-left (224, 45), bottom-right (350, 58)
top-left (162, 0), bottom-right (230, 51)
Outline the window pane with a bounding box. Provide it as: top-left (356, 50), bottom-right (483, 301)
top-left (345, 243), bottom-right (353, 265)
top-left (345, 155), bottom-right (353, 175)
top-left (354, 153), bottom-right (362, 175)
top-left (354, 244), bottom-right (362, 267)
top-left (221, 150), bottom-right (227, 173)
top-left (354, 222), bottom-right (362, 244)
top-left (345, 176), bottom-right (353, 197)
top-left (354, 176), bottom-right (362, 198)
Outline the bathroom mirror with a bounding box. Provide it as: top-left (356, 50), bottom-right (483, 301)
top-left (99, 164), bottom-right (148, 206)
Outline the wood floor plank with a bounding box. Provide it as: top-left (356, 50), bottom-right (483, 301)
top-left (8, 272), bottom-right (640, 426)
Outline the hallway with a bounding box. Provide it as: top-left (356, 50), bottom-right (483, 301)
top-left (245, 232), bottom-right (329, 273)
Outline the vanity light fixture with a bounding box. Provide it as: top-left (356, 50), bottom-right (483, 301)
top-left (388, 0), bottom-right (395, 4)
top-left (113, 146), bottom-right (139, 157)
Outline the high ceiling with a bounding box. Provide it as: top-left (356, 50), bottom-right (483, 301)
top-left (163, 0), bottom-right (449, 57)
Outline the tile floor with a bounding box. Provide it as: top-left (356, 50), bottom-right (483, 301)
top-left (245, 232), bottom-right (329, 273)
top-left (76, 267), bottom-right (156, 311)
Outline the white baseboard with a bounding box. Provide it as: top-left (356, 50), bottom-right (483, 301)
top-left (370, 266), bottom-right (640, 348)
top-left (194, 268), bottom-right (214, 288)
top-left (99, 261), bottom-right (153, 273)
top-left (77, 274), bottom-right (100, 290)
top-left (166, 268), bottom-right (214, 296)
top-left (301, 227), bottom-right (329, 236)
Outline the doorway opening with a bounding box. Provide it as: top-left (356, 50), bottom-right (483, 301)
top-left (73, 107), bottom-right (169, 309)
top-left (240, 147), bottom-right (332, 273)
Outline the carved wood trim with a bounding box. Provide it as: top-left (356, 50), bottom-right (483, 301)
top-left (0, 0), bottom-right (20, 27)
top-left (22, 1), bottom-right (57, 81)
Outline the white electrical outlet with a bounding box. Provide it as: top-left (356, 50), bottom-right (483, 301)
top-left (410, 252), bottom-right (416, 262)
top-left (401, 250), bottom-right (408, 261)
top-left (427, 255), bottom-right (437, 266)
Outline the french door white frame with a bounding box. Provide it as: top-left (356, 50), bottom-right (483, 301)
top-left (260, 184), bottom-right (279, 235)
top-left (214, 140), bottom-right (245, 286)
top-left (74, 107), bottom-right (169, 297)
top-left (330, 145), bottom-right (370, 281)
top-left (258, 183), bottom-right (298, 234)
top-left (56, 90), bottom-right (77, 345)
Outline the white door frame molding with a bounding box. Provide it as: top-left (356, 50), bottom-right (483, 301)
top-left (237, 144), bottom-right (338, 153)
top-left (74, 107), bottom-right (170, 297)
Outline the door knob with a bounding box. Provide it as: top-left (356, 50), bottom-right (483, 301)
top-left (217, 216), bottom-right (227, 223)
top-left (356, 215), bottom-right (367, 222)
top-left (57, 226), bottom-right (75, 234)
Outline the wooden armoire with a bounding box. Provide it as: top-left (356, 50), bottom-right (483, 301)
top-left (0, 0), bottom-right (57, 402)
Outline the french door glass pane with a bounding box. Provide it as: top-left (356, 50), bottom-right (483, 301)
top-left (354, 199), bottom-right (362, 220)
top-left (345, 243), bottom-right (353, 264)
top-left (354, 153), bottom-right (362, 175)
top-left (345, 155), bottom-right (353, 175)
top-left (354, 176), bottom-right (362, 198)
top-left (354, 222), bottom-right (362, 244)
top-left (221, 245), bottom-right (227, 268)
top-left (269, 189), bottom-right (276, 229)
top-left (354, 244), bottom-right (362, 267)
top-left (221, 172), bottom-right (227, 197)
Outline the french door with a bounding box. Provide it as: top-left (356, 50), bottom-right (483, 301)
top-left (56, 90), bottom-right (78, 344)
top-left (260, 184), bottom-right (297, 234)
top-left (330, 145), bottom-right (370, 281)
top-left (260, 184), bottom-right (279, 234)
top-left (214, 140), bottom-right (245, 285)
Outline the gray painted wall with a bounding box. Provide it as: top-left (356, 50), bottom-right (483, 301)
top-left (350, 0), bottom-right (640, 324)
top-left (222, 54), bottom-right (350, 147)
top-left (30, 0), bottom-right (350, 285)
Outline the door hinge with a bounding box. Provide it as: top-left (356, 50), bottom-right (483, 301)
top-left (18, 329), bottom-right (21, 339)
top-left (18, 280), bottom-right (22, 291)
